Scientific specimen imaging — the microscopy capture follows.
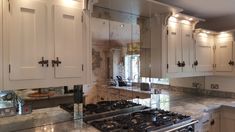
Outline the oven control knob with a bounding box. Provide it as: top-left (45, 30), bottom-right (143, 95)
top-left (187, 126), bottom-right (194, 131)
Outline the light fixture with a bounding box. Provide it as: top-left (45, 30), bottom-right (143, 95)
top-left (174, 14), bottom-right (179, 17)
top-left (120, 24), bottom-right (124, 28)
top-left (188, 18), bottom-right (193, 21)
top-left (206, 31), bottom-right (210, 34)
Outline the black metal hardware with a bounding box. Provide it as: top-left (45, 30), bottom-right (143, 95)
top-left (177, 61), bottom-right (181, 67)
top-left (52, 57), bottom-right (62, 67)
top-left (181, 61), bottom-right (185, 67)
top-left (228, 60), bottom-right (234, 66)
top-left (38, 57), bottom-right (49, 67)
top-left (210, 119), bottom-right (215, 126)
top-left (194, 60), bottom-right (198, 66)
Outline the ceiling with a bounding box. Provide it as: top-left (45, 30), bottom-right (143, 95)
top-left (155, 0), bottom-right (235, 19)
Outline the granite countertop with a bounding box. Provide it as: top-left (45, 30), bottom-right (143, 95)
top-left (2, 90), bottom-right (235, 131)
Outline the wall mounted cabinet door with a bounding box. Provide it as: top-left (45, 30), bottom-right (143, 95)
top-left (167, 21), bottom-right (182, 73)
top-left (8, 0), bottom-right (47, 80)
top-left (215, 37), bottom-right (233, 72)
top-left (195, 34), bottom-right (214, 72)
top-left (181, 24), bottom-right (194, 72)
top-left (54, 5), bottom-right (83, 78)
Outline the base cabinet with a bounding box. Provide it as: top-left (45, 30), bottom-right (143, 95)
top-left (220, 107), bottom-right (235, 132)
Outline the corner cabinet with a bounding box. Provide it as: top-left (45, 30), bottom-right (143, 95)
top-left (3, 0), bottom-right (91, 89)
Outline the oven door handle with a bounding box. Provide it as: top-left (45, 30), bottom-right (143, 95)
top-left (165, 120), bottom-right (199, 132)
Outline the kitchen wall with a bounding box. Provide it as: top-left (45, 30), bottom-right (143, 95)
top-left (170, 77), bottom-right (205, 88)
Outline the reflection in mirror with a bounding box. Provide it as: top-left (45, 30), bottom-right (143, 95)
top-left (91, 0), bottom-right (169, 103)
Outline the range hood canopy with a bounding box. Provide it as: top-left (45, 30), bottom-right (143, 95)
top-left (93, 0), bottom-right (183, 17)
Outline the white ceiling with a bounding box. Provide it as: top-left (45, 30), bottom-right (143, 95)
top-left (156, 0), bottom-right (235, 19)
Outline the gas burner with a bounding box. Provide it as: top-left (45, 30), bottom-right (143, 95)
top-left (89, 108), bottom-right (192, 132)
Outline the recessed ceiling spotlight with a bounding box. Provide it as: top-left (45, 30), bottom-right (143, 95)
top-left (120, 24), bottom-right (124, 28)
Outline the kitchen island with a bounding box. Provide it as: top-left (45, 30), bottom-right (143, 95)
top-left (1, 89), bottom-right (235, 132)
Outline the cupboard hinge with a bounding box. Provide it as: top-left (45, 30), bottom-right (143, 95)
top-left (8, 0), bottom-right (11, 12)
top-left (167, 29), bottom-right (169, 35)
top-left (167, 64), bottom-right (169, 69)
top-left (8, 64), bottom-right (11, 73)
top-left (81, 14), bottom-right (83, 23)
top-left (213, 45), bottom-right (216, 50)
top-left (82, 64), bottom-right (84, 71)
top-left (213, 64), bottom-right (216, 68)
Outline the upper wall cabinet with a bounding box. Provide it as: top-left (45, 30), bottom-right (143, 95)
top-left (194, 33), bottom-right (214, 72)
top-left (167, 20), bottom-right (194, 74)
top-left (215, 35), bottom-right (233, 72)
top-left (3, 0), bottom-right (89, 89)
top-left (54, 5), bottom-right (83, 78)
top-left (8, 0), bottom-right (47, 80)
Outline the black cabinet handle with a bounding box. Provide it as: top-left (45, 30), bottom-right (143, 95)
top-left (52, 57), bottom-right (62, 67)
top-left (181, 61), bottom-right (185, 67)
top-left (229, 60), bottom-right (234, 66)
top-left (177, 61), bottom-right (181, 67)
top-left (38, 57), bottom-right (49, 67)
top-left (194, 60), bottom-right (198, 66)
top-left (210, 119), bottom-right (215, 126)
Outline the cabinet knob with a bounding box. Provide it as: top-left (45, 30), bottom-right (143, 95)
top-left (38, 57), bottom-right (49, 67)
top-left (210, 119), bottom-right (215, 126)
top-left (52, 57), bottom-right (62, 67)
top-left (228, 60), bottom-right (234, 66)
top-left (194, 60), bottom-right (198, 66)
top-left (177, 61), bottom-right (181, 67)
top-left (181, 61), bottom-right (185, 67)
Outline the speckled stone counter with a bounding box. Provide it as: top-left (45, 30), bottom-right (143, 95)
top-left (1, 90), bottom-right (235, 132)
top-left (0, 107), bottom-right (98, 132)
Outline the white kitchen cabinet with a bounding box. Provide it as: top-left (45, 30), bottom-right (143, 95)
top-left (215, 36), bottom-right (233, 72)
top-left (195, 33), bottom-right (214, 72)
top-left (210, 111), bottom-right (220, 132)
top-left (3, 0), bottom-right (89, 89)
top-left (8, 0), bottom-right (47, 80)
top-left (167, 21), bottom-right (182, 73)
top-left (220, 107), bottom-right (235, 132)
top-left (167, 21), bottom-right (194, 74)
top-left (181, 24), bottom-right (194, 73)
top-left (54, 5), bottom-right (83, 78)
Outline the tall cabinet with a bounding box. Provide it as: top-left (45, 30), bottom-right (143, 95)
top-left (3, 0), bottom-right (90, 89)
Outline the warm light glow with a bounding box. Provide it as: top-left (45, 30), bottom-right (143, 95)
top-left (181, 20), bottom-right (190, 25)
top-left (218, 32), bottom-right (231, 38)
top-left (174, 14), bottom-right (179, 17)
top-left (169, 17), bottom-right (178, 22)
top-left (188, 18), bottom-right (193, 21)
top-left (198, 32), bottom-right (208, 37)
top-left (62, 0), bottom-right (77, 7)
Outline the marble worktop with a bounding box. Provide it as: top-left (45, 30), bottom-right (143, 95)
top-left (2, 90), bottom-right (235, 131)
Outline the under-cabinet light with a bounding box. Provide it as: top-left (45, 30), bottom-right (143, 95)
top-left (188, 18), bottom-right (193, 21)
top-left (174, 14), bottom-right (179, 17)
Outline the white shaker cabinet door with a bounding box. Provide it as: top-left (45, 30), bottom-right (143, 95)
top-left (167, 21), bottom-right (182, 73)
top-left (195, 34), bottom-right (214, 72)
top-left (215, 37), bottom-right (233, 72)
top-left (181, 24), bottom-right (194, 72)
top-left (8, 0), bottom-right (47, 80)
top-left (54, 5), bottom-right (83, 78)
